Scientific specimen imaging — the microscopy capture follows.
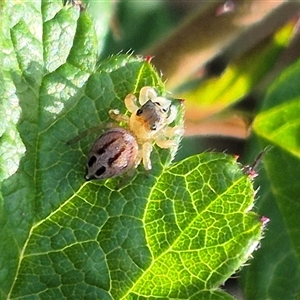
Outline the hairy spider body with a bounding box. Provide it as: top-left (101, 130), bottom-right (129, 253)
top-left (85, 86), bottom-right (183, 180)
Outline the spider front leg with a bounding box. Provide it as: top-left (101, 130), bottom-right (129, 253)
top-left (125, 94), bottom-right (139, 113)
top-left (155, 126), bottom-right (184, 149)
top-left (164, 125), bottom-right (185, 137)
top-left (140, 86), bottom-right (173, 113)
top-left (156, 138), bottom-right (177, 149)
top-left (166, 105), bottom-right (178, 124)
top-left (109, 109), bottom-right (130, 123)
top-left (139, 86), bottom-right (158, 105)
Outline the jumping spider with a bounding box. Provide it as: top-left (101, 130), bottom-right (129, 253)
top-left (85, 86), bottom-right (184, 180)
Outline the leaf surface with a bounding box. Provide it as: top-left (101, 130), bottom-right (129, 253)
top-left (8, 152), bottom-right (261, 299)
top-left (0, 1), bottom-right (263, 299)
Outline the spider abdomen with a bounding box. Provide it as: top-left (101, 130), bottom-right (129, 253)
top-left (85, 128), bottom-right (138, 180)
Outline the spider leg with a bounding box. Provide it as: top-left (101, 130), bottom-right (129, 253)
top-left (67, 126), bottom-right (103, 145)
top-left (135, 151), bottom-right (142, 169)
top-left (142, 142), bottom-right (153, 170)
top-left (109, 109), bottom-right (130, 123)
top-left (125, 94), bottom-right (139, 113)
top-left (156, 138), bottom-right (177, 149)
top-left (164, 125), bottom-right (184, 137)
top-left (66, 122), bottom-right (117, 145)
top-left (166, 105), bottom-right (178, 124)
top-left (155, 125), bottom-right (184, 149)
top-left (139, 86), bottom-right (157, 105)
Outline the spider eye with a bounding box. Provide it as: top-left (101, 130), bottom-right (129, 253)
top-left (136, 108), bottom-right (143, 116)
top-left (150, 124), bottom-right (157, 131)
top-left (154, 102), bottom-right (161, 106)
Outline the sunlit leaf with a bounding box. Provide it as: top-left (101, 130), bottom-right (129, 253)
top-left (0, 1), bottom-right (263, 299)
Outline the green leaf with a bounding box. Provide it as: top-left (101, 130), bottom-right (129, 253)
top-left (241, 57), bottom-right (300, 299)
top-left (124, 153), bottom-right (261, 298)
top-left (241, 144), bottom-right (300, 299)
top-left (6, 151), bottom-right (261, 299)
top-left (253, 58), bottom-right (300, 158)
top-left (0, 1), bottom-right (263, 299)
